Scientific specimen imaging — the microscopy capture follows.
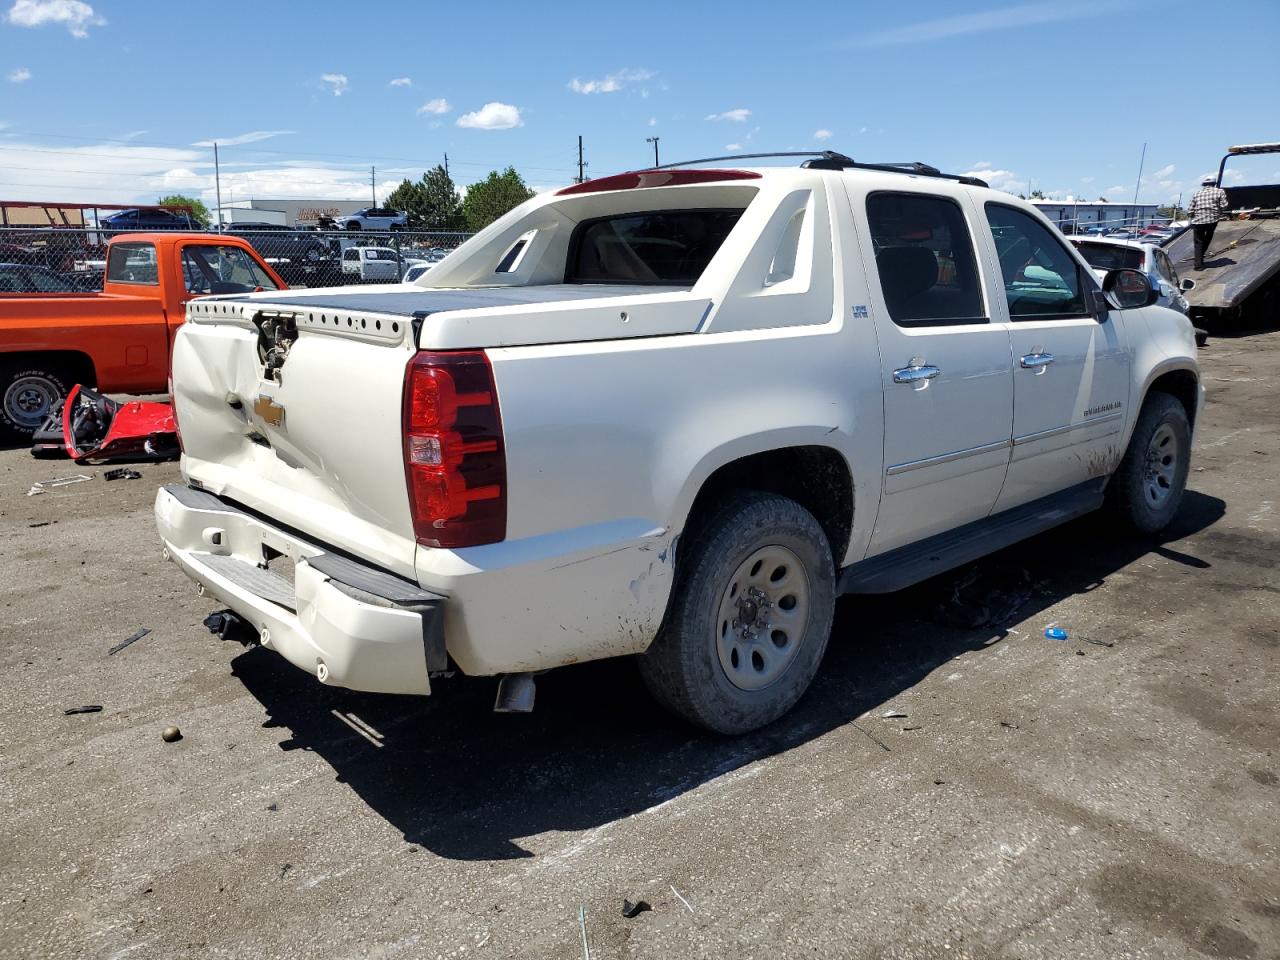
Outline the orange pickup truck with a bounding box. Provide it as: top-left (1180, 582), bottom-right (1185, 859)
top-left (0, 233), bottom-right (285, 436)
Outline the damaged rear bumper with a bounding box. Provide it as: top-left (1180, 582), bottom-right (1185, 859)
top-left (154, 483), bottom-right (445, 695)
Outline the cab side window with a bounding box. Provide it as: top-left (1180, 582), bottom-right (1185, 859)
top-left (865, 193), bottom-right (986, 326)
top-left (985, 204), bottom-right (1089, 319)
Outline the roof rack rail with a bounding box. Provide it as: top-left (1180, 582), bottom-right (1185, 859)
top-left (645, 150), bottom-right (988, 187)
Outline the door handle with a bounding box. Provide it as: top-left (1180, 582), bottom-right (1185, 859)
top-left (1019, 352), bottom-right (1055, 369)
top-left (892, 363), bottom-right (941, 384)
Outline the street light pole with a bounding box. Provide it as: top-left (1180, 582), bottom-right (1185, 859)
top-left (646, 136), bottom-right (660, 167)
top-left (213, 142), bottom-right (223, 228)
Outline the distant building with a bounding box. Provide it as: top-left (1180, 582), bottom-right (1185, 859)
top-left (1031, 200), bottom-right (1163, 232)
top-left (211, 198), bottom-right (368, 227)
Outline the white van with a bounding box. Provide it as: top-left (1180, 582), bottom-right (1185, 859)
top-left (340, 246), bottom-right (401, 281)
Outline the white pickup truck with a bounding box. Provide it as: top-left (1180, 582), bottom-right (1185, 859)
top-left (155, 153), bottom-right (1202, 734)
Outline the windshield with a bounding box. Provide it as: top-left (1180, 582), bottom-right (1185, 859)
top-left (566, 209), bottom-right (742, 284)
top-left (1074, 242), bottom-right (1144, 271)
top-left (182, 245), bottom-right (279, 295)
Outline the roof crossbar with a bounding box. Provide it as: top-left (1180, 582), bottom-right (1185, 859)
top-left (641, 150), bottom-right (988, 187)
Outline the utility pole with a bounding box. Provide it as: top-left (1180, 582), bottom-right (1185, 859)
top-left (576, 135), bottom-right (585, 183)
top-left (443, 152), bottom-right (449, 177)
top-left (371, 166), bottom-right (377, 207)
top-left (213, 142), bottom-right (223, 228)
top-left (1132, 141), bottom-right (1147, 226)
top-left (646, 136), bottom-right (660, 167)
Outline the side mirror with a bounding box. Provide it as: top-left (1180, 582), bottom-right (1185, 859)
top-left (1179, 277), bottom-right (1196, 292)
top-left (1103, 268), bottom-right (1158, 309)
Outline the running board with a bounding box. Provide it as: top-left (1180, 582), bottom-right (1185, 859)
top-left (838, 479), bottom-right (1106, 595)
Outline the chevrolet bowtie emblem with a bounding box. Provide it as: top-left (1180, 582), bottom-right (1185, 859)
top-left (253, 395), bottom-right (286, 428)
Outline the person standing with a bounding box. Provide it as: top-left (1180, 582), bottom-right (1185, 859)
top-left (1188, 174), bottom-right (1230, 270)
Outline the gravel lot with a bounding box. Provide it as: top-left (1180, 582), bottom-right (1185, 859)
top-left (1, 333), bottom-right (1277, 960)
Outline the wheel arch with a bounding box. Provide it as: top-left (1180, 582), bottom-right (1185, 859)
top-left (676, 440), bottom-right (855, 569)
top-left (0, 349), bottom-right (97, 386)
top-left (1140, 361), bottom-right (1200, 430)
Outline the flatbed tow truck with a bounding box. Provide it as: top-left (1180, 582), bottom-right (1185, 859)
top-left (1166, 142), bottom-right (1280, 328)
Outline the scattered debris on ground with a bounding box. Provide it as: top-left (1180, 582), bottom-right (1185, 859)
top-left (161, 725), bottom-right (182, 743)
top-left (63, 705), bottom-right (102, 715)
top-left (1044, 626), bottom-right (1069, 641)
top-left (27, 474), bottom-right (92, 496)
top-left (103, 468), bottom-right (142, 482)
top-left (1082, 636), bottom-right (1114, 647)
top-left (108, 627), bottom-right (151, 656)
top-left (621, 898), bottom-right (651, 919)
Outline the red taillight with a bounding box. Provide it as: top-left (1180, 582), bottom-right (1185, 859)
top-left (402, 351), bottom-right (506, 548)
top-left (556, 168), bottom-right (761, 196)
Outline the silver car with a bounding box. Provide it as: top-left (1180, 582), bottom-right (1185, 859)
top-left (1070, 237), bottom-right (1190, 314)
top-left (339, 207), bottom-right (408, 231)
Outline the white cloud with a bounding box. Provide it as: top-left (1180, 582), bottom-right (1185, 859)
top-left (706, 108), bottom-right (751, 122)
top-left (456, 102), bottom-right (522, 130)
top-left (6, 0), bottom-right (104, 36)
top-left (567, 67), bottom-right (652, 95)
top-left (417, 97), bottom-right (451, 116)
top-left (859, 1), bottom-right (1113, 45)
top-left (962, 164), bottom-right (1022, 193)
top-left (8, 66), bottom-right (31, 82)
top-left (320, 73), bottom-right (348, 97)
top-left (388, 77), bottom-right (412, 87)
top-left (1081, 176), bottom-right (1095, 184)
top-left (648, 117), bottom-right (657, 127)
top-left (191, 130), bottom-right (294, 148)
top-left (1152, 163), bottom-right (1175, 179)
top-left (725, 143), bottom-right (742, 151)
top-left (813, 128), bottom-right (833, 141)
top-left (859, 126), bottom-right (868, 134)
top-left (1103, 185), bottom-right (1126, 196)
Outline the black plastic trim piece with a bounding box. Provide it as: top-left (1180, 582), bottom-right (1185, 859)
top-left (838, 479), bottom-right (1106, 595)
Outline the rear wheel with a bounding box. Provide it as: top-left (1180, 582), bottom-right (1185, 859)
top-left (640, 491), bottom-right (835, 734)
top-left (0, 360), bottom-right (71, 437)
top-left (1105, 392), bottom-right (1191, 534)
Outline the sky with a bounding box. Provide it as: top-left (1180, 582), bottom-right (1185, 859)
top-left (1, 0), bottom-right (1278, 212)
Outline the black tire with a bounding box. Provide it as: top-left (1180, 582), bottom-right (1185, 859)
top-left (0, 360), bottom-right (71, 437)
top-left (345, 222), bottom-right (361, 231)
top-left (639, 491), bottom-right (835, 734)
top-left (1105, 392), bottom-right (1191, 534)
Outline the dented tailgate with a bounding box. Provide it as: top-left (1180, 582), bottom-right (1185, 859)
top-left (173, 299), bottom-right (419, 578)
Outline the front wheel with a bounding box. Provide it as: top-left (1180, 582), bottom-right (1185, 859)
top-left (640, 491), bottom-right (835, 734)
top-left (0, 361), bottom-right (71, 437)
top-left (1105, 392), bottom-right (1191, 534)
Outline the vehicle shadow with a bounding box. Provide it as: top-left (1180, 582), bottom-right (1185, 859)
top-left (230, 489), bottom-right (1225, 862)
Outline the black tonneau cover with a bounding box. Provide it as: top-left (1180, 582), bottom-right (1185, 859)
top-left (234, 283), bottom-right (687, 318)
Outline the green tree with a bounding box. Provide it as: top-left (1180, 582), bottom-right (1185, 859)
top-left (386, 165), bottom-right (465, 230)
top-left (157, 193), bottom-right (210, 227)
top-left (462, 167), bottom-right (535, 232)
top-left (1030, 189), bottom-right (1046, 200)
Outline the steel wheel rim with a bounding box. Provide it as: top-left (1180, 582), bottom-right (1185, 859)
top-left (715, 544), bottom-right (810, 692)
top-left (1143, 422), bottom-right (1179, 506)
top-left (5, 375), bottom-right (58, 429)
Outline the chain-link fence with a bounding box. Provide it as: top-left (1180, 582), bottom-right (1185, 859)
top-left (0, 226), bottom-right (473, 293)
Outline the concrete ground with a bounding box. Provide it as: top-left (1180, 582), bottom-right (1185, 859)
top-left (1, 333), bottom-right (1277, 960)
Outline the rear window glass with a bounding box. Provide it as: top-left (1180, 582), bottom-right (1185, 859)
top-left (865, 193), bottom-right (985, 326)
top-left (106, 242), bottom-right (159, 285)
top-left (566, 209), bottom-right (742, 285)
top-left (1073, 242), bottom-right (1144, 271)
